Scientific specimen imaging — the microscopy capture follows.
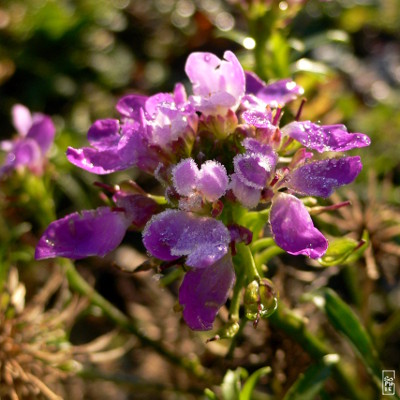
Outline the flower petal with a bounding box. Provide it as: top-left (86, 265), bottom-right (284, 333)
top-left (179, 254), bottom-right (235, 330)
top-left (87, 119), bottom-right (120, 150)
top-left (26, 114), bottom-right (55, 154)
top-left (230, 173), bottom-right (261, 209)
top-left (185, 51), bottom-right (245, 115)
top-left (285, 156), bottom-right (363, 198)
top-left (197, 160), bottom-right (229, 202)
top-left (113, 192), bottom-right (160, 229)
top-left (233, 152), bottom-right (274, 189)
top-left (142, 210), bottom-right (192, 261)
top-left (172, 158), bottom-right (199, 196)
top-left (116, 94), bottom-right (148, 119)
top-left (12, 104), bottom-right (32, 137)
top-left (66, 146), bottom-right (130, 175)
top-left (35, 207), bottom-right (131, 260)
top-left (282, 121), bottom-right (371, 153)
top-left (270, 193), bottom-right (328, 258)
top-left (245, 72), bottom-right (304, 106)
top-left (143, 210), bottom-right (230, 268)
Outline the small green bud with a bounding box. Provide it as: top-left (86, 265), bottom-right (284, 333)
top-left (244, 279), bottom-right (278, 326)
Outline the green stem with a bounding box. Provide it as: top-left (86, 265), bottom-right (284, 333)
top-left (250, 237), bottom-right (275, 253)
top-left (268, 303), bottom-right (364, 400)
top-left (237, 243), bottom-right (261, 282)
top-left (63, 260), bottom-right (211, 382)
top-left (254, 246), bottom-right (284, 268)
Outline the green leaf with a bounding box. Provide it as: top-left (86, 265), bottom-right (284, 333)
top-left (283, 355), bottom-right (339, 400)
top-left (204, 388), bottom-right (218, 400)
top-left (221, 368), bottom-right (248, 400)
top-left (306, 288), bottom-right (382, 388)
top-left (239, 366), bottom-right (271, 400)
top-left (319, 233), bottom-right (369, 267)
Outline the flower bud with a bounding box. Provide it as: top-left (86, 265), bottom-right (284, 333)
top-left (244, 279), bottom-right (278, 325)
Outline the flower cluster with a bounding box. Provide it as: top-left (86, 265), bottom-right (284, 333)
top-left (35, 51), bottom-right (370, 330)
top-left (0, 104), bottom-right (55, 176)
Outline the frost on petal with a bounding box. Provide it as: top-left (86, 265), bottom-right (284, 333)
top-left (285, 156), bottom-right (363, 198)
top-left (172, 158), bottom-right (199, 196)
top-left (270, 193), bottom-right (328, 258)
top-left (283, 121), bottom-right (371, 153)
top-left (230, 173), bottom-right (261, 209)
top-left (245, 72), bottom-right (304, 106)
top-left (197, 160), bottom-right (229, 202)
top-left (87, 119), bottom-right (120, 150)
top-left (242, 109), bottom-right (274, 128)
top-left (142, 210), bottom-right (191, 261)
top-left (185, 51), bottom-right (245, 115)
top-left (143, 210), bottom-right (230, 268)
top-left (12, 104), bottom-right (32, 136)
top-left (234, 152), bottom-right (273, 189)
top-left (26, 114), bottom-right (56, 154)
top-left (116, 94), bottom-right (148, 119)
top-left (174, 217), bottom-right (230, 268)
top-left (179, 254), bottom-right (235, 330)
top-left (35, 207), bottom-right (131, 260)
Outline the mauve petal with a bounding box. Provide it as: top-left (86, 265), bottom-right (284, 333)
top-left (27, 114), bottom-right (55, 154)
top-left (245, 71), bottom-right (265, 95)
top-left (12, 104), bottom-right (32, 136)
top-left (234, 152), bottom-right (274, 189)
top-left (285, 156), bottom-right (363, 198)
top-left (143, 210), bottom-right (230, 268)
top-left (179, 254), bottom-right (235, 330)
top-left (245, 72), bottom-right (304, 106)
top-left (66, 146), bottom-right (130, 175)
top-left (1, 139), bottom-right (41, 175)
top-left (197, 160), bottom-right (229, 202)
top-left (87, 119), bottom-right (120, 150)
top-left (173, 83), bottom-right (187, 106)
top-left (173, 217), bottom-right (230, 268)
top-left (116, 94), bottom-right (148, 119)
top-left (270, 193), bottom-right (328, 258)
top-left (185, 51), bottom-right (245, 114)
top-left (35, 207), bottom-right (131, 260)
top-left (282, 121), bottom-right (371, 153)
top-left (242, 138), bottom-right (277, 161)
top-left (230, 173), bottom-right (261, 209)
top-left (145, 93), bottom-right (175, 116)
top-left (172, 158), bottom-right (199, 196)
top-left (142, 210), bottom-right (190, 261)
top-left (258, 79), bottom-right (304, 106)
top-left (113, 192), bottom-right (160, 229)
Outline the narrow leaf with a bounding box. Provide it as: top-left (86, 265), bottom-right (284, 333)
top-left (283, 355), bottom-right (338, 400)
top-left (240, 366), bottom-right (271, 400)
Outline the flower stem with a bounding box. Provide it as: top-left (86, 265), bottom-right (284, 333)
top-left (62, 260), bottom-right (211, 382)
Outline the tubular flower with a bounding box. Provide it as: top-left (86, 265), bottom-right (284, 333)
top-left (1, 104), bottom-right (55, 176)
top-left (36, 50), bottom-right (370, 330)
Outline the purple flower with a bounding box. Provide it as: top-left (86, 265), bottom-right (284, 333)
top-left (142, 209), bottom-right (234, 330)
top-left (185, 51), bottom-right (245, 116)
top-left (269, 193), bottom-right (328, 258)
top-left (67, 85), bottom-right (197, 176)
top-left (1, 104), bottom-right (55, 176)
top-left (282, 121), bottom-right (371, 153)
